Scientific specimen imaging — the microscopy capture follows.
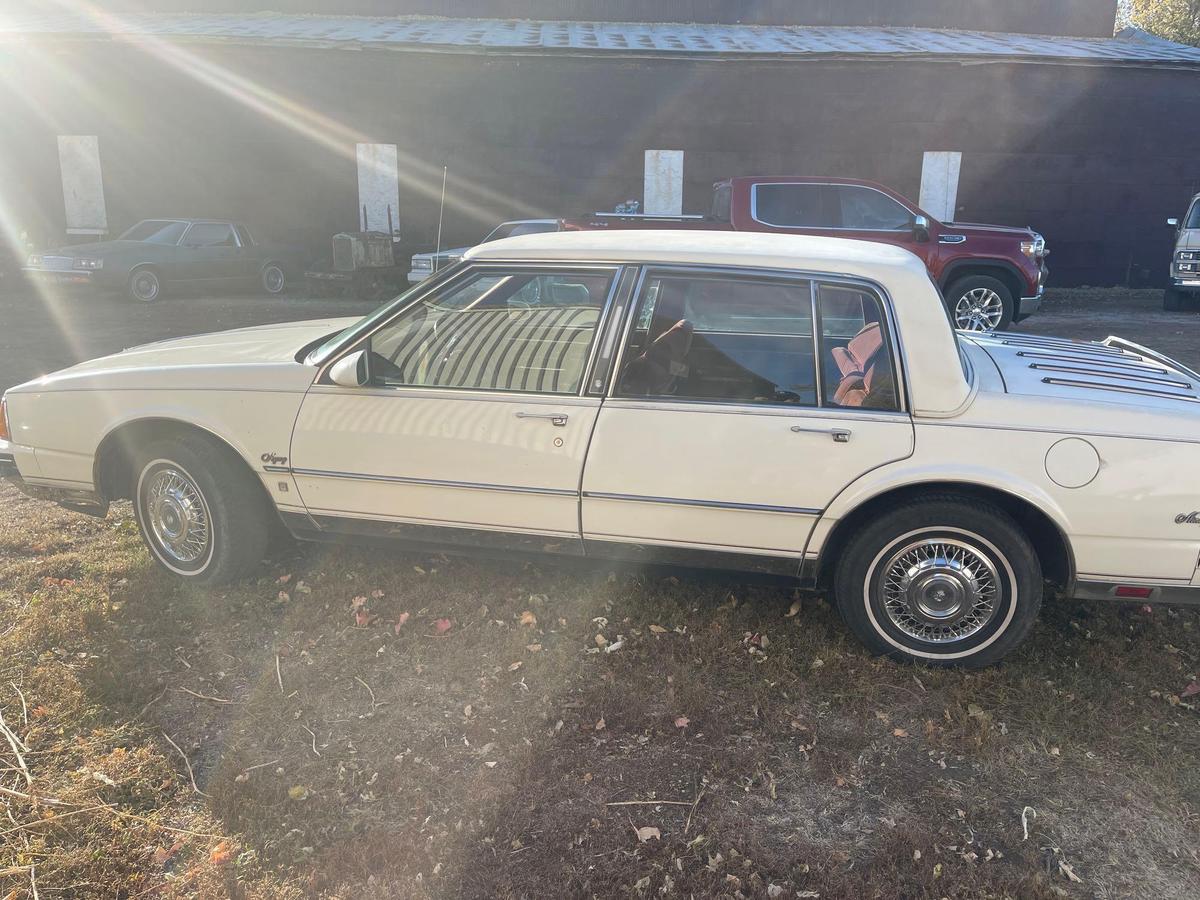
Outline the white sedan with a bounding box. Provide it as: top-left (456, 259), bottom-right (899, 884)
top-left (4, 231), bottom-right (1200, 667)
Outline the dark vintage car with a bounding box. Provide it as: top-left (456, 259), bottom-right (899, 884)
top-left (23, 219), bottom-right (296, 302)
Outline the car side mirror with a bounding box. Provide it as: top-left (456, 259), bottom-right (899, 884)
top-left (1168, 217), bottom-right (1180, 228)
top-left (329, 349), bottom-right (368, 388)
top-left (913, 215), bottom-right (931, 243)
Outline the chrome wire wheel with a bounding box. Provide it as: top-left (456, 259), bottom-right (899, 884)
top-left (954, 287), bottom-right (1005, 332)
top-left (878, 537), bottom-right (1000, 644)
top-left (141, 464), bottom-right (212, 569)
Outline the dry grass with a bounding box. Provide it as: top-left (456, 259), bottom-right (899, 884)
top-left (3, 481), bottom-right (1200, 899)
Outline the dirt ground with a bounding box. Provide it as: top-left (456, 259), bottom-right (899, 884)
top-left (2, 284), bottom-right (1200, 899)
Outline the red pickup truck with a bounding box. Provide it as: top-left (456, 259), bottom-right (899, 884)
top-left (562, 176), bottom-right (1047, 332)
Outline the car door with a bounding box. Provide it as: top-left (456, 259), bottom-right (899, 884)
top-left (580, 268), bottom-right (914, 571)
top-left (826, 184), bottom-right (932, 264)
top-left (176, 222), bottom-right (241, 282)
top-left (288, 263), bottom-right (623, 551)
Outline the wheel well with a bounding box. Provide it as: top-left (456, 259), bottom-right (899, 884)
top-left (942, 265), bottom-right (1022, 302)
top-left (814, 482), bottom-right (1073, 592)
top-left (94, 419), bottom-right (264, 504)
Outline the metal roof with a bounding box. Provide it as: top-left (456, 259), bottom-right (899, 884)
top-left (4, 13), bottom-right (1200, 68)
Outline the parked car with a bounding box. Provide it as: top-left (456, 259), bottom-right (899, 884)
top-left (1166, 195), bottom-right (1200, 310)
top-left (407, 218), bottom-right (559, 282)
top-left (562, 177), bottom-right (1048, 332)
top-left (2, 230), bottom-right (1195, 667)
top-left (23, 218), bottom-right (295, 302)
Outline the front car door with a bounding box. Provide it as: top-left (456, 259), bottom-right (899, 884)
top-left (288, 264), bottom-right (623, 551)
top-left (176, 222), bottom-right (241, 282)
top-left (580, 267), bottom-right (914, 573)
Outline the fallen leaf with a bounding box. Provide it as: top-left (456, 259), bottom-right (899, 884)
top-left (519, 610), bottom-right (538, 627)
top-left (370, 589), bottom-right (385, 599)
top-left (526, 643), bottom-right (542, 653)
top-left (594, 633), bottom-right (608, 647)
top-left (508, 661), bottom-right (523, 671)
top-left (649, 624), bottom-right (669, 634)
top-left (785, 598), bottom-right (802, 617)
top-left (354, 609), bottom-right (375, 627)
top-left (1182, 681), bottom-right (1200, 698)
top-left (209, 840), bottom-right (232, 866)
top-left (152, 846), bottom-right (172, 866)
top-left (350, 595), bottom-right (368, 610)
top-left (635, 825), bottom-right (661, 843)
top-left (892, 727), bottom-right (909, 738)
top-left (594, 716), bottom-right (606, 731)
top-left (288, 785), bottom-right (309, 801)
top-left (434, 618), bottom-right (453, 635)
top-left (277, 574), bottom-right (292, 584)
top-left (277, 591), bottom-right (290, 603)
top-left (674, 716), bottom-right (690, 729)
top-left (394, 612), bottom-right (410, 634)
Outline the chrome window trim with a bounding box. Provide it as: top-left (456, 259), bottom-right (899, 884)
top-left (179, 221), bottom-right (239, 249)
top-left (583, 491), bottom-right (821, 516)
top-left (603, 264), bottom-right (910, 415)
top-left (315, 261), bottom-right (624, 398)
top-left (749, 181), bottom-right (915, 232)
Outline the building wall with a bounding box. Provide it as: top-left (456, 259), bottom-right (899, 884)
top-left (1, 40), bottom-right (1195, 287)
top-left (33, 1), bottom-right (1120, 38)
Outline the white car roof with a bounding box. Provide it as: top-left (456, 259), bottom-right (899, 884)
top-left (467, 230), bottom-right (970, 417)
top-left (466, 229), bottom-right (926, 280)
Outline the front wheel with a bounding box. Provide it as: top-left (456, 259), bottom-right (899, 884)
top-left (1164, 288), bottom-right (1186, 311)
top-left (128, 267), bottom-right (164, 303)
top-left (945, 275), bottom-right (1014, 332)
top-left (131, 437), bottom-right (272, 583)
top-left (834, 498), bottom-right (1042, 667)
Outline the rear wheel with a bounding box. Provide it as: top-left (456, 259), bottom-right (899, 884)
top-left (834, 497), bottom-right (1042, 667)
top-left (945, 275), bottom-right (1014, 332)
top-left (131, 437), bottom-right (271, 584)
top-left (128, 267), bottom-right (163, 303)
top-left (262, 262), bottom-right (286, 295)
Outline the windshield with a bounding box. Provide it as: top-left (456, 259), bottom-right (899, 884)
top-left (1186, 200), bottom-right (1200, 230)
top-left (306, 275), bottom-right (440, 365)
top-left (118, 220), bottom-right (189, 244)
top-left (481, 221), bottom-right (557, 242)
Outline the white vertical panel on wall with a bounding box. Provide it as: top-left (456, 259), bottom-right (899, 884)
top-left (643, 150), bottom-right (684, 216)
top-left (356, 143), bottom-right (401, 237)
top-left (918, 151), bottom-right (962, 223)
top-left (57, 135), bottom-right (107, 235)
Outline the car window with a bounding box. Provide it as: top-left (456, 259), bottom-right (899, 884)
top-left (481, 222), bottom-right (556, 243)
top-left (366, 268), bottom-right (615, 394)
top-left (183, 223), bottom-right (236, 248)
top-left (118, 220), bottom-right (188, 244)
top-left (234, 224), bottom-right (255, 247)
top-left (836, 186), bottom-right (913, 231)
top-left (1186, 201), bottom-right (1200, 230)
top-left (615, 273), bottom-right (817, 406)
top-left (817, 283), bottom-right (899, 410)
top-left (751, 184), bottom-right (830, 228)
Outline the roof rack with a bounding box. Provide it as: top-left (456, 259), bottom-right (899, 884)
top-left (1028, 363), bottom-right (1193, 388)
top-left (1016, 350), bottom-right (1170, 373)
top-left (1041, 377), bottom-right (1200, 402)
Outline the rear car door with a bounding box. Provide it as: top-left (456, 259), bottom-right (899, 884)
top-left (580, 268), bottom-right (914, 571)
top-left (288, 264), bottom-right (623, 550)
top-left (176, 222), bottom-right (241, 282)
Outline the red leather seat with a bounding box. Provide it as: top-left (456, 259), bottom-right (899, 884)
top-left (831, 323), bottom-right (884, 407)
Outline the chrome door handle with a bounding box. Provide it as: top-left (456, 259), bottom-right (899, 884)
top-left (516, 411), bottom-right (569, 426)
top-left (790, 425), bottom-right (852, 443)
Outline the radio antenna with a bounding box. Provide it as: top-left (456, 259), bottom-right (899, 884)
top-left (433, 166), bottom-right (447, 271)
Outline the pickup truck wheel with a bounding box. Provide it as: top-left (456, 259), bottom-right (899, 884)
top-left (834, 498), bottom-right (1042, 667)
top-left (945, 276), bottom-right (1014, 332)
top-left (262, 263), bottom-right (286, 295)
top-left (128, 267), bottom-right (163, 303)
top-left (131, 438), bottom-right (270, 584)
top-left (1164, 288), bottom-right (1185, 311)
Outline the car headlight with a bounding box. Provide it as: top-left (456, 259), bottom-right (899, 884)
top-left (72, 257), bottom-right (103, 270)
top-left (412, 258), bottom-right (432, 270)
top-left (1020, 235), bottom-right (1046, 260)
top-left (25, 254), bottom-right (42, 267)
top-left (1178, 251), bottom-right (1200, 262)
